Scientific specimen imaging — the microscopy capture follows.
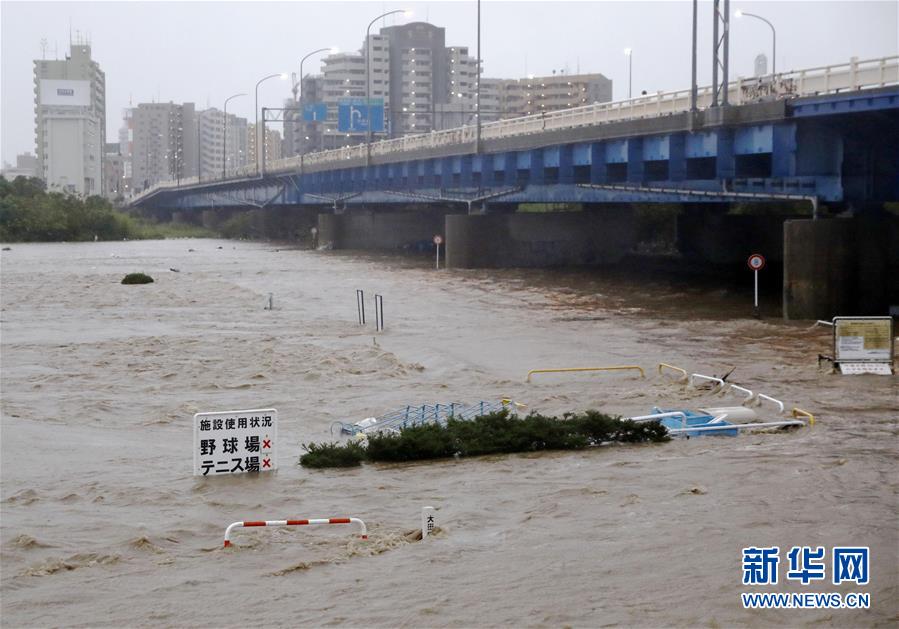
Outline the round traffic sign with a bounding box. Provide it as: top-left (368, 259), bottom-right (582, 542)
top-left (747, 253), bottom-right (766, 271)
top-left (433, 235), bottom-right (443, 245)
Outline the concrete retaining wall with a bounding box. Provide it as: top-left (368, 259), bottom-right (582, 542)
top-left (446, 208), bottom-right (635, 268)
top-left (317, 210), bottom-right (448, 250)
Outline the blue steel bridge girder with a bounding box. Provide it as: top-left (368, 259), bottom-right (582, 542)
top-left (134, 89), bottom-right (898, 212)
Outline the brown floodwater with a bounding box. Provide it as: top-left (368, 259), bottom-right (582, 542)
top-left (1, 240), bottom-right (896, 627)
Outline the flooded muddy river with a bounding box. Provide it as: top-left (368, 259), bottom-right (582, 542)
top-left (1, 240), bottom-right (896, 627)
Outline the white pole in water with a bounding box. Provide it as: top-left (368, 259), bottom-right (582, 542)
top-left (421, 506), bottom-right (437, 538)
top-left (754, 269), bottom-right (759, 317)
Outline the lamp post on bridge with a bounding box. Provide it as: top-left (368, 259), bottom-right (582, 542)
top-left (365, 9), bottom-right (411, 166)
top-left (297, 47), bottom-right (338, 171)
top-left (223, 93), bottom-right (247, 179)
top-left (736, 9), bottom-right (776, 74)
top-left (624, 48), bottom-right (633, 99)
top-left (255, 73), bottom-right (287, 176)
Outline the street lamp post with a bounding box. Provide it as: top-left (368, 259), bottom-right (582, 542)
top-left (197, 110), bottom-right (202, 182)
top-left (624, 48), bottom-right (633, 98)
top-left (736, 9), bottom-right (776, 74)
top-left (475, 0), bottom-right (481, 154)
top-left (223, 93), bottom-right (247, 179)
top-left (365, 9), bottom-right (410, 165)
top-left (255, 73), bottom-right (287, 176)
top-left (297, 47), bottom-right (337, 172)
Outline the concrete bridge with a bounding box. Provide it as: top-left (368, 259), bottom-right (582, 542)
top-left (132, 56), bottom-right (899, 319)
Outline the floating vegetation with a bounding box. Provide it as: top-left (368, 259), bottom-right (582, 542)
top-left (121, 272), bottom-right (154, 285)
top-left (300, 410), bottom-right (668, 468)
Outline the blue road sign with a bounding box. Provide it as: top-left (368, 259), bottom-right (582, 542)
top-left (337, 99), bottom-right (384, 133)
top-left (303, 103), bottom-right (327, 122)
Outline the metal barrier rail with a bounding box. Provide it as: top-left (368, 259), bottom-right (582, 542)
top-left (223, 517), bottom-right (368, 547)
top-left (689, 373), bottom-right (725, 389)
top-left (729, 384), bottom-right (755, 402)
top-left (526, 365), bottom-right (645, 383)
top-left (757, 393), bottom-right (785, 413)
top-left (628, 411), bottom-right (688, 429)
top-left (658, 363), bottom-right (688, 381)
top-left (791, 408), bottom-right (816, 426)
top-left (131, 55), bottom-right (899, 203)
top-left (666, 419), bottom-right (805, 436)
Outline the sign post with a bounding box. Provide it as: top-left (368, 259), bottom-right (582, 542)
top-left (421, 506), bottom-right (437, 538)
top-left (833, 316), bottom-right (894, 375)
top-left (193, 408), bottom-right (277, 476)
top-left (747, 253), bottom-right (766, 318)
top-left (434, 235), bottom-right (443, 270)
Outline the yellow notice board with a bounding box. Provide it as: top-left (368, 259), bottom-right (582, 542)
top-left (834, 317), bottom-right (894, 363)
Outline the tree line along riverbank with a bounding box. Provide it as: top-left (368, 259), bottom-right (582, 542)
top-left (0, 177), bottom-right (211, 242)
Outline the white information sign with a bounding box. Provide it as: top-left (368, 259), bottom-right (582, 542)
top-left (833, 317), bottom-right (893, 363)
top-left (193, 408), bottom-right (277, 476)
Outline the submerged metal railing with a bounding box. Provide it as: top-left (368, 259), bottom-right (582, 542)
top-left (333, 400), bottom-right (518, 436)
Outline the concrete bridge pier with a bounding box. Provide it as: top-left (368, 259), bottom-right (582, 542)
top-left (317, 207), bottom-right (454, 251)
top-left (783, 215), bottom-right (899, 319)
top-left (445, 206), bottom-right (635, 268)
top-left (675, 205), bottom-right (798, 265)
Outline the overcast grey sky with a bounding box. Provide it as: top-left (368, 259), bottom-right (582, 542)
top-left (2, 0), bottom-right (896, 164)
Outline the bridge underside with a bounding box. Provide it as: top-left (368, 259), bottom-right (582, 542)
top-left (135, 90), bottom-right (899, 319)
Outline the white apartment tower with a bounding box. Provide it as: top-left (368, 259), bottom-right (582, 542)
top-left (33, 40), bottom-right (105, 195)
top-left (196, 108), bottom-right (248, 179)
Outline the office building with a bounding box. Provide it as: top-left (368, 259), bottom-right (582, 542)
top-left (33, 39), bottom-right (105, 195)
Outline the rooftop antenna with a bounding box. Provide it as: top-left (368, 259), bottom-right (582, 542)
top-left (577, 56), bottom-right (580, 74)
top-left (40, 38), bottom-right (48, 59)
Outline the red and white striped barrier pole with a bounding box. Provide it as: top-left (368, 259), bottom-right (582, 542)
top-left (223, 517), bottom-right (368, 548)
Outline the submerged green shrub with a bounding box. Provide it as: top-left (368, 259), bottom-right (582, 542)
top-left (299, 410), bottom-right (669, 468)
top-left (300, 441), bottom-right (366, 468)
top-left (121, 272), bottom-right (154, 284)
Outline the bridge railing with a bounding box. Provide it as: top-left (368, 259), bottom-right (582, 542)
top-left (131, 55), bottom-right (897, 203)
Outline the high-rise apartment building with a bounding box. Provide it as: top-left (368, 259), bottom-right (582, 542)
top-left (303, 22), bottom-right (484, 147)
top-left (247, 124), bottom-right (283, 167)
top-left (476, 73), bottom-right (613, 120)
top-left (33, 40), bottom-right (105, 195)
top-left (130, 102), bottom-right (197, 190)
top-left (196, 108), bottom-right (248, 179)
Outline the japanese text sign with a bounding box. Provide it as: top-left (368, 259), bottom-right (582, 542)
top-left (834, 317), bottom-right (893, 363)
top-left (193, 408), bottom-right (277, 476)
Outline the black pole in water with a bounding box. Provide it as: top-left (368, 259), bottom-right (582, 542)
top-left (356, 289), bottom-right (365, 325)
top-left (375, 294), bottom-right (384, 331)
